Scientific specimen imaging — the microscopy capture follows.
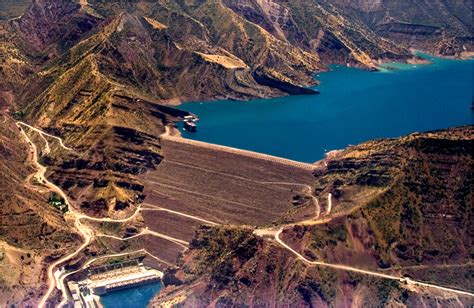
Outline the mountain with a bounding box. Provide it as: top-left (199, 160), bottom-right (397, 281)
top-left (152, 126), bottom-right (473, 307)
top-left (328, 0), bottom-right (473, 56)
top-left (0, 0), bottom-right (470, 215)
top-left (0, 1), bottom-right (472, 306)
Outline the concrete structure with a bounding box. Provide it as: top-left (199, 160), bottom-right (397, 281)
top-left (67, 281), bottom-right (98, 308)
top-left (65, 260), bottom-right (163, 308)
top-left (89, 264), bottom-right (163, 295)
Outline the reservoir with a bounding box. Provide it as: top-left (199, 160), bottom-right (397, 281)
top-left (100, 282), bottom-right (163, 308)
top-left (180, 54), bottom-right (473, 162)
top-left (99, 55), bottom-right (472, 306)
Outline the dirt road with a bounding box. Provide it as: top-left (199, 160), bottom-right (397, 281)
top-left (272, 225), bottom-right (474, 297)
top-left (16, 122), bottom-right (157, 307)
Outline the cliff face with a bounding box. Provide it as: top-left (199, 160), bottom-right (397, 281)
top-left (152, 126), bottom-right (473, 307)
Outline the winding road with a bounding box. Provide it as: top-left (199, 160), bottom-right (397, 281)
top-left (326, 193), bottom-right (332, 215)
top-left (97, 227), bottom-right (189, 248)
top-left (18, 122), bottom-right (74, 151)
top-left (18, 121), bottom-right (474, 306)
top-left (262, 209), bottom-right (474, 298)
top-left (16, 122), bottom-right (167, 307)
top-left (17, 122), bottom-right (94, 308)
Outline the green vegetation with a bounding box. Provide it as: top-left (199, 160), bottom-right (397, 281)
top-left (189, 227), bottom-right (260, 288)
top-left (296, 279), bottom-right (326, 304)
top-left (314, 267), bottom-right (337, 302)
top-left (48, 192), bottom-right (67, 213)
top-left (11, 111), bottom-right (25, 120)
top-left (348, 272), bottom-right (402, 306)
top-left (38, 155), bottom-right (53, 166)
top-left (310, 222), bottom-right (348, 249)
top-left (99, 222), bottom-right (122, 235)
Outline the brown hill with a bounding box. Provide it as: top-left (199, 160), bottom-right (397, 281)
top-left (328, 0), bottom-right (473, 56)
top-left (0, 116), bottom-right (80, 307)
top-left (0, 1), bottom-right (472, 306)
top-left (0, 0), bottom-right (470, 213)
top-left (152, 126), bottom-right (473, 307)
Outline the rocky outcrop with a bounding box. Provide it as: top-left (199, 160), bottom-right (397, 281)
top-left (329, 0), bottom-right (473, 55)
top-left (252, 69), bottom-right (319, 95)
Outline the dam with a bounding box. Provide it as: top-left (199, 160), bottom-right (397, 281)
top-left (179, 53), bottom-right (473, 162)
top-left (66, 260), bottom-right (163, 308)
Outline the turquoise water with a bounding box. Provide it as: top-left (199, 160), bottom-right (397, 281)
top-left (100, 282), bottom-right (163, 308)
top-left (180, 55), bottom-right (473, 162)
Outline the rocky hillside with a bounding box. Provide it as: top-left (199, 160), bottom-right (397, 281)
top-left (0, 1), bottom-right (471, 306)
top-left (0, 0), bottom-right (469, 214)
top-left (5, 0), bottom-right (472, 106)
top-left (0, 116), bottom-right (80, 307)
top-left (152, 126), bottom-right (473, 307)
top-left (285, 126), bottom-right (473, 284)
top-left (0, 0), bottom-right (29, 21)
top-left (329, 0), bottom-right (473, 56)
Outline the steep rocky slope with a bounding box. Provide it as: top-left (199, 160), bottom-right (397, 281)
top-left (0, 2), bottom-right (472, 304)
top-left (0, 116), bottom-right (80, 307)
top-left (0, 0), bottom-right (468, 215)
top-left (284, 127), bottom-right (473, 280)
top-left (152, 126), bottom-right (473, 307)
top-left (224, 0), bottom-right (410, 67)
top-left (0, 0), bottom-right (30, 21)
top-left (3, 0), bottom-right (472, 103)
top-left (329, 0), bottom-right (473, 56)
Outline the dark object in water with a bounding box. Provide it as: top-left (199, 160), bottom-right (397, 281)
top-left (183, 115), bottom-right (198, 132)
top-left (184, 121), bottom-right (197, 132)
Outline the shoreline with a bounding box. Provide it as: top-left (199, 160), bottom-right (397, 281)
top-left (170, 52), bottom-right (472, 163)
top-left (170, 48), bottom-right (472, 108)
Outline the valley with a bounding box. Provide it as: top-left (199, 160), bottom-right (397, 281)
top-left (0, 0), bottom-right (472, 307)
top-left (8, 113), bottom-right (474, 307)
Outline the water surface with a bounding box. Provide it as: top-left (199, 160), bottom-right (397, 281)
top-left (180, 55), bottom-right (473, 162)
top-left (100, 282), bottom-right (163, 308)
